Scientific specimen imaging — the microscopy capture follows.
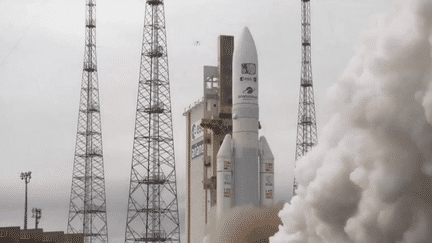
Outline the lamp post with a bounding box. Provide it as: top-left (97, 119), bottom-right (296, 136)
top-left (20, 171), bottom-right (31, 230)
top-left (32, 208), bottom-right (42, 229)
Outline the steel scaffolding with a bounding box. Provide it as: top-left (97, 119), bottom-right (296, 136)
top-left (124, 0), bottom-right (181, 242)
top-left (67, 0), bottom-right (109, 242)
top-left (293, 0), bottom-right (318, 196)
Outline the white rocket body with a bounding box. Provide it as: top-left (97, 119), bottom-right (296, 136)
top-left (232, 27), bottom-right (260, 207)
top-left (216, 27), bottom-right (274, 213)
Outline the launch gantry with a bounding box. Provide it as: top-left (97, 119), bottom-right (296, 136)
top-left (293, 0), bottom-right (318, 196)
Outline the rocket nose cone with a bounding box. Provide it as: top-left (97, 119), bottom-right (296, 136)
top-left (242, 27), bottom-right (252, 39)
top-left (259, 136), bottom-right (274, 160)
top-left (235, 26), bottom-right (257, 60)
top-left (217, 134), bottom-right (233, 159)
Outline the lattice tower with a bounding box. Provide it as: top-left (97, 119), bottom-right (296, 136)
top-left (67, 0), bottom-right (109, 242)
top-left (124, 0), bottom-right (180, 242)
top-left (293, 0), bottom-right (318, 196)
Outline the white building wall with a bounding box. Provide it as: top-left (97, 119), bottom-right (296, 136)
top-left (185, 102), bottom-right (206, 243)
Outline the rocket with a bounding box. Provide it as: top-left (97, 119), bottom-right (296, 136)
top-left (217, 27), bottom-right (274, 217)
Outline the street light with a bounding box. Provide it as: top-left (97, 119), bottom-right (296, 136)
top-left (20, 171), bottom-right (31, 230)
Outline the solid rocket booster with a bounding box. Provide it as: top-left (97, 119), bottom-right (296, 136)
top-left (259, 136), bottom-right (274, 206)
top-left (216, 134), bottom-right (233, 219)
top-left (232, 27), bottom-right (260, 207)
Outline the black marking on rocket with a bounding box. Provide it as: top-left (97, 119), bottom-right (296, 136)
top-left (243, 87), bottom-right (255, 94)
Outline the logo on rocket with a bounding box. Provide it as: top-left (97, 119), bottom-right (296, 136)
top-left (241, 63), bottom-right (256, 75)
top-left (243, 87), bottom-right (255, 94)
top-left (224, 174), bottom-right (231, 183)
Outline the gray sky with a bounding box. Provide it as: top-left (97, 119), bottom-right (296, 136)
top-left (0, 0), bottom-right (395, 242)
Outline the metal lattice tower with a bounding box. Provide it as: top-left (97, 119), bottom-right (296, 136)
top-left (293, 0), bottom-right (318, 196)
top-left (124, 0), bottom-right (180, 242)
top-left (67, 0), bottom-right (109, 242)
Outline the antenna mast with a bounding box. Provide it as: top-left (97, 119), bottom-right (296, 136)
top-left (124, 0), bottom-right (181, 242)
top-left (21, 171), bottom-right (31, 230)
top-left (32, 208), bottom-right (42, 229)
top-left (293, 0), bottom-right (318, 196)
top-left (67, 0), bottom-right (109, 242)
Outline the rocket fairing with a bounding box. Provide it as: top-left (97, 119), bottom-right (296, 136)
top-left (216, 27), bottom-right (275, 212)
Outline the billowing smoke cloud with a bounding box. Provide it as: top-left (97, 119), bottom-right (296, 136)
top-left (270, 0), bottom-right (432, 242)
top-left (204, 203), bottom-right (283, 243)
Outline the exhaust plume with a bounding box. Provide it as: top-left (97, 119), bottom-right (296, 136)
top-left (271, 0), bottom-right (432, 242)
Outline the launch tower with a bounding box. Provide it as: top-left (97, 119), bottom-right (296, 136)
top-left (293, 0), bottom-right (318, 195)
top-left (124, 0), bottom-right (181, 242)
top-left (183, 35), bottom-right (234, 243)
top-left (67, 0), bottom-right (109, 242)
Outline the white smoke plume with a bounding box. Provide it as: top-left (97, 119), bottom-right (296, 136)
top-left (271, 0), bottom-right (432, 242)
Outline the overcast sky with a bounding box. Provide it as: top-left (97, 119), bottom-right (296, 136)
top-left (0, 0), bottom-right (396, 242)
